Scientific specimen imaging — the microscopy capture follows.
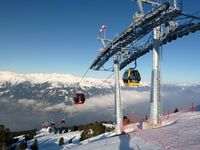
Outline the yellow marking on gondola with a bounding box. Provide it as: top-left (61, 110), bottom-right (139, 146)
top-left (128, 69), bottom-right (131, 78)
top-left (124, 81), bottom-right (139, 87)
top-left (127, 81), bottom-right (140, 86)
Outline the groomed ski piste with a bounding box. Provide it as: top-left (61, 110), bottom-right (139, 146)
top-left (24, 109), bottom-right (200, 150)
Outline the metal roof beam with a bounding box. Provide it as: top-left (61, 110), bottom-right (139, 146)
top-left (119, 22), bottom-right (200, 70)
top-left (90, 3), bottom-right (181, 70)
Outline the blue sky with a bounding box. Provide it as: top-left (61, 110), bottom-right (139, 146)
top-left (0, 0), bottom-right (200, 83)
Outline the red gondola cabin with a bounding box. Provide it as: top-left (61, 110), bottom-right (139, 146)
top-left (73, 93), bottom-right (85, 104)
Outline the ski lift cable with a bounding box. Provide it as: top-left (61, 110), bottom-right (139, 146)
top-left (77, 67), bottom-right (91, 86)
top-left (133, 60), bottom-right (137, 69)
top-left (101, 73), bottom-right (114, 85)
top-left (95, 73), bottom-right (115, 94)
top-left (76, 61), bottom-right (114, 91)
top-left (174, 10), bottom-right (200, 21)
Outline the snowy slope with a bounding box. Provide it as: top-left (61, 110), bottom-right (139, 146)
top-left (27, 129), bottom-right (81, 150)
top-left (133, 111), bottom-right (200, 150)
top-left (64, 111), bottom-right (200, 150)
top-left (28, 110), bottom-right (200, 150)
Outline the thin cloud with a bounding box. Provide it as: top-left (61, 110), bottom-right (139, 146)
top-left (0, 85), bottom-right (200, 131)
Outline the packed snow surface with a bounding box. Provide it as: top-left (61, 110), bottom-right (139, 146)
top-left (29, 110), bottom-right (200, 150)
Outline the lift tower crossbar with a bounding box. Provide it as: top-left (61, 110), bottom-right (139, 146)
top-left (90, 3), bottom-right (180, 70)
top-left (119, 21), bottom-right (200, 70)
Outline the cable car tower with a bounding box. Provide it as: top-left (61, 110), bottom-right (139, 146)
top-left (90, 0), bottom-right (200, 134)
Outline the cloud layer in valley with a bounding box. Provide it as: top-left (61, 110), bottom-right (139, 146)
top-left (0, 85), bottom-right (200, 131)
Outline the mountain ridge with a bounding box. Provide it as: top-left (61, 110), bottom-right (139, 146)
top-left (0, 71), bottom-right (115, 103)
top-left (0, 71), bottom-right (199, 104)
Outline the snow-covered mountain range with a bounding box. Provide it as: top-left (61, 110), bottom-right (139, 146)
top-left (1, 71), bottom-right (199, 104)
top-left (1, 71), bottom-right (200, 131)
top-left (0, 71), bottom-right (115, 103)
